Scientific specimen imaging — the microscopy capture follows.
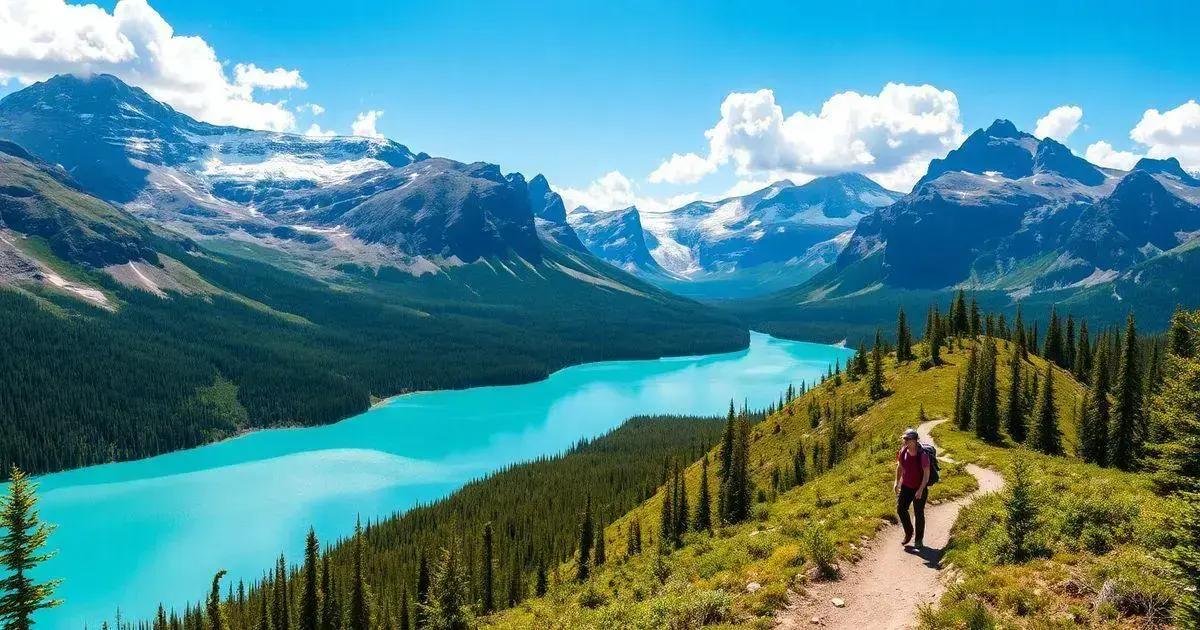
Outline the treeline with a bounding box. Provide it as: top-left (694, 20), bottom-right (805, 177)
top-left (115, 414), bottom-right (732, 629)
top-left (0, 243), bottom-right (746, 478)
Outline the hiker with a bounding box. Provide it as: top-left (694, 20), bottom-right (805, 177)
top-left (894, 427), bottom-right (931, 548)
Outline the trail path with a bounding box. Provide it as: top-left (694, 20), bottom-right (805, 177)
top-left (776, 419), bottom-right (1004, 629)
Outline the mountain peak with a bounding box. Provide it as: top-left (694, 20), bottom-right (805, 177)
top-left (1133, 157), bottom-right (1200, 185)
top-left (984, 119), bottom-right (1023, 138)
top-left (916, 119), bottom-right (1039, 187)
top-left (1033, 137), bottom-right (1105, 185)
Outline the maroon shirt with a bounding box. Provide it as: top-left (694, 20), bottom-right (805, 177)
top-left (897, 447), bottom-right (930, 490)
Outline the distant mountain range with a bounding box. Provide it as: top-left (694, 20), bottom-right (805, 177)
top-left (567, 173), bottom-right (902, 298)
top-left (736, 119), bottom-right (1200, 341)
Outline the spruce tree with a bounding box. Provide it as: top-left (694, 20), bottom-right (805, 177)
top-left (1004, 343), bottom-right (1027, 443)
top-left (300, 529), bottom-right (320, 630)
top-left (659, 475), bottom-right (674, 550)
top-left (273, 554), bottom-right (289, 630)
top-left (207, 570), bottom-right (228, 630)
top-left (973, 341), bottom-right (1000, 442)
top-left (1112, 313), bottom-right (1143, 469)
top-left (717, 401), bottom-right (735, 519)
top-left (348, 520), bottom-right (370, 630)
top-left (535, 561), bottom-right (548, 597)
top-left (1148, 311), bottom-right (1200, 494)
top-left (0, 466), bottom-right (61, 630)
top-left (1013, 305), bottom-right (1027, 360)
top-left (1064, 315), bottom-right (1076, 372)
top-left (1044, 308), bottom-right (1064, 367)
top-left (1168, 306), bottom-right (1195, 359)
top-left (258, 580), bottom-right (271, 630)
top-left (952, 290), bottom-right (969, 335)
top-left (480, 523), bottom-right (494, 614)
top-left (896, 308), bottom-right (913, 362)
top-left (427, 546), bottom-right (470, 630)
top-left (869, 334), bottom-right (886, 400)
top-left (792, 447), bottom-right (807, 488)
top-left (416, 551), bottom-right (430, 629)
top-left (577, 496), bottom-right (593, 582)
top-left (694, 455), bottom-right (712, 533)
top-left (1032, 363), bottom-right (1063, 455)
top-left (957, 348), bottom-right (979, 430)
top-left (1074, 322), bottom-right (1092, 384)
top-left (969, 299), bottom-right (982, 337)
top-left (320, 555), bottom-right (338, 630)
top-left (593, 521), bottom-right (606, 566)
top-left (1005, 453), bottom-right (1039, 562)
top-left (399, 592), bottom-right (410, 630)
top-left (1081, 343), bottom-right (1112, 465)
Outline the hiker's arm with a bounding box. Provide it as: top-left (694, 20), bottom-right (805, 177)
top-left (893, 461), bottom-right (902, 494)
top-left (916, 461), bottom-right (931, 498)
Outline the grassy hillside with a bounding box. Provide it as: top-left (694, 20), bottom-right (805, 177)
top-left (482, 337), bottom-right (1180, 629)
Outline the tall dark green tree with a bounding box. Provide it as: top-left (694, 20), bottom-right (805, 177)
top-left (348, 520), bottom-right (371, 630)
top-left (272, 554), bottom-right (289, 630)
top-left (717, 401), bottom-right (735, 519)
top-left (207, 570), bottom-right (228, 630)
top-left (973, 341), bottom-right (1001, 442)
top-left (416, 550), bottom-right (430, 629)
top-left (1112, 313), bottom-right (1144, 470)
top-left (1044, 308), bottom-right (1065, 367)
top-left (869, 334), bottom-right (886, 400)
top-left (593, 521), bottom-right (606, 566)
top-left (694, 455), bottom-right (712, 533)
top-left (1032, 363), bottom-right (1063, 455)
top-left (257, 579), bottom-right (271, 630)
top-left (952, 290), bottom-right (969, 335)
top-left (792, 446), bottom-right (807, 489)
top-left (956, 348), bottom-right (979, 430)
top-left (1080, 343), bottom-right (1112, 466)
top-left (896, 308), bottom-right (914, 363)
top-left (535, 561), bottom-right (548, 597)
top-left (301, 529), bottom-right (320, 630)
top-left (1148, 310), bottom-right (1200, 494)
top-left (576, 496), bottom-right (593, 582)
top-left (720, 415), bottom-right (752, 525)
top-left (1074, 322), bottom-right (1092, 384)
top-left (479, 523), bottom-right (494, 614)
top-left (1005, 454), bottom-right (1038, 562)
top-left (320, 555), bottom-right (339, 630)
top-left (673, 469), bottom-right (689, 544)
top-left (0, 466), bottom-right (61, 630)
top-left (1013, 306), bottom-right (1027, 360)
top-left (426, 546), bottom-right (470, 630)
top-left (969, 299), bottom-right (982, 337)
top-left (1004, 343), bottom-right (1027, 443)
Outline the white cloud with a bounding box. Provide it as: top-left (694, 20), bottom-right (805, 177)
top-left (1130, 100), bottom-right (1200, 171)
top-left (304, 123), bottom-right (337, 138)
top-left (297, 103), bottom-right (325, 116)
top-left (1084, 141), bottom-right (1141, 170)
top-left (0, 0), bottom-right (306, 131)
top-left (652, 83), bottom-right (963, 192)
top-left (648, 152), bottom-right (717, 184)
top-left (351, 110), bottom-right (384, 138)
top-left (1034, 105), bottom-right (1083, 141)
top-left (556, 171), bottom-right (705, 214)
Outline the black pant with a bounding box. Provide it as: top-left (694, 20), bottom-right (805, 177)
top-left (897, 485), bottom-right (926, 542)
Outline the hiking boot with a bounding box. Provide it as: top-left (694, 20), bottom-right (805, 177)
top-left (914, 539), bottom-right (924, 549)
top-left (901, 532), bottom-right (912, 546)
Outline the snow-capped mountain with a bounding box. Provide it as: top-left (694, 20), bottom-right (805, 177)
top-left (570, 206), bottom-right (670, 277)
top-left (809, 120), bottom-right (1200, 296)
top-left (566, 173), bottom-right (901, 297)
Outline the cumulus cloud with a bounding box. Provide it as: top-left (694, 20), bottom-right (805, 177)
top-left (556, 171), bottom-right (705, 214)
top-left (1084, 141), bottom-right (1142, 170)
top-left (0, 0), bottom-right (306, 131)
top-left (1034, 105), bottom-right (1083, 141)
top-left (297, 103), bottom-right (325, 116)
top-left (1130, 100), bottom-right (1200, 170)
top-left (351, 110), bottom-right (384, 138)
top-left (648, 83), bottom-right (963, 192)
top-left (304, 123), bottom-right (337, 138)
top-left (647, 152), bottom-right (717, 184)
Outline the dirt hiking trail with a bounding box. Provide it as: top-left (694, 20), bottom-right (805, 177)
top-left (776, 418), bottom-right (1004, 629)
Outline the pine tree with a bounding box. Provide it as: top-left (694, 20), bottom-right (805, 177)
top-left (505, 549), bottom-right (521, 608)
top-left (1032, 363), bottom-right (1063, 455)
top-left (593, 521), bottom-right (606, 566)
top-left (973, 341), bottom-right (1000, 442)
top-left (869, 334), bottom-right (886, 400)
top-left (1044, 308), bottom-right (1064, 367)
top-left (535, 561), bottom-right (548, 597)
top-left (0, 466), bottom-right (61, 630)
top-left (969, 299), bottom-right (982, 337)
top-left (480, 523), bottom-right (494, 614)
top-left (658, 473), bottom-right (673, 550)
top-left (300, 529), bottom-right (320, 630)
top-left (272, 554), bottom-right (289, 630)
top-left (426, 546), bottom-right (470, 630)
top-left (721, 415), bottom-right (753, 525)
top-left (1168, 306), bottom-right (1195, 359)
top-left (1074, 322), bottom-right (1092, 384)
top-left (952, 290), bottom-right (969, 335)
top-left (1004, 343), bottom-right (1027, 443)
top-left (792, 447), bottom-right (807, 488)
top-left (320, 555), bottom-right (338, 630)
top-left (674, 466), bottom-right (689, 545)
top-left (348, 520), bottom-right (370, 630)
top-left (1005, 453), bottom-right (1039, 562)
top-left (399, 592), bottom-right (410, 630)
top-left (1112, 313), bottom-right (1143, 469)
top-left (1013, 305), bottom-right (1027, 360)
top-left (896, 308), bottom-right (913, 362)
top-left (257, 579), bottom-right (271, 630)
top-left (416, 551), bottom-right (430, 629)
top-left (577, 496), bottom-right (593, 581)
top-left (626, 520), bottom-right (642, 557)
top-left (1064, 315), bottom-right (1076, 372)
top-left (694, 455), bottom-right (712, 533)
top-left (930, 307), bottom-right (944, 365)
top-left (957, 348), bottom-right (979, 430)
top-left (1081, 342), bottom-right (1112, 465)
top-left (717, 401), bottom-right (735, 519)
top-left (1148, 310), bottom-right (1200, 494)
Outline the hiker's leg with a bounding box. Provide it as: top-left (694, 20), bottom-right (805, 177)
top-left (896, 486), bottom-right (914, 538)
top-left (913, 492), bottom-right (927, 542)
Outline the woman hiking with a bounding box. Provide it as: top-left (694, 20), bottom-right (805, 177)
top-left (894, 427), bottom-right (931, 548)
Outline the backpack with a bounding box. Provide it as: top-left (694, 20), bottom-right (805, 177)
top-left (921, 444), bottom-right (940, 486)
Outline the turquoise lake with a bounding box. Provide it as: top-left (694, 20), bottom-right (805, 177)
top-left (27, 332), bottom-right (851, 628)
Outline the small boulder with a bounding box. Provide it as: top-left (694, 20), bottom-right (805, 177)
top-left (746, 581), bottom-right (761, 593)
top-left (831, 597), bottom-right (846, 608)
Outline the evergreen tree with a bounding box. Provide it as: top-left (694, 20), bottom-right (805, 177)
top-left (257, 580), bottom-right (270, 630)
top-left (1030, 322), bottom-right (1039, 357)
top-left (577, 496), bottom-right (593, 581)
top-left (952, 290), bottom-right (969, 335)
top-left (320, 555), bottom-right (338, 630)
top-left (721, 415), bottom-right (753, 525)
top-left (659, 473), bottom-right (673, 550)
top-left (717, 401), bottom-right (735, 519)
top-left (1004, 343), bottom-right (1027, 443)
top-left (969, 299), bottom-right (982, 337)
top-left (1168, 306), bottom-right (1195, 359)
top-left (505, 549), bottom-right (521, 608)
top-left (869, 334), bottom-right (886, 400)
top-left (1044, 308), bottom-right (1064, 366)
top-left (1032, 363), bottom-right (1063, 455)
top-left (207, 570), bottom-right (228, 630)
top-left (1013, 305), bottom-right (1027, 360)
top-left (896, 308), bottom-right (913, 362)
top-left (674, 466), bottom-right (689, 545)
top-left (348, 520), bottom-right (370, 630)
top-left (1081, 342), bottom-right (1112, 465)
top-left (1112, 313), bottom-right (1143, 470)
top-left (626, 520), bottom-right (641, 557)
top-left (973, 341), bottom-right (1001, 442)
top-left (1074, 322), bottom-right (1092, 384)
top-left (272, 555), bottom-right (289, 630)
top-left (479, 523), bottom-right (494, 614)
top-left (301, 529), bottom-right (320, 630)
top-left (792, 447), bottom-right (807, 488)
top-left (957, 348), bottom-right (979, 430)
top-left (1005, 453), bottom-right (1039, 562)
top-left (1064, 315), bottom-right (1076, 372)
top-left (0, 466), bottom-right (61, 630)
top-left (416, 551), bottom-right (430, 629)
top-left (593, 521), bottom-right (606, 566)
top-left (930, 307), bottom-right (945, 365)
top-left (1168, 495), bottom-right (1200, 627)
top-left (1148, 310), bottom-right (1200, 494)
top-left (694, 455), bottom-right (712, 533)
top-left (399, 592), bottom-right (410, 630)
top-left (534, 561), bottom-right (547, 597)
top-left (426, 546), bottom-right (471, 630)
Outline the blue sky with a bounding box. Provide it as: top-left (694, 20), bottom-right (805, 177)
top-left (2, 0), bottom-right (1199, 209)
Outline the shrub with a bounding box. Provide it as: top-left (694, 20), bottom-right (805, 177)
top-left (578, 583), bottom-right (608, 609)
top-left (802, 524), bottom-right (838, 579)
top-left (1059, 493), bottom-right (1138, 554)
top-left (645, 583), bottom-right (732, 630)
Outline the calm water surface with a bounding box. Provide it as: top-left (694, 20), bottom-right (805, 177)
top-left (28, 332), bottom-right (851, 628)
